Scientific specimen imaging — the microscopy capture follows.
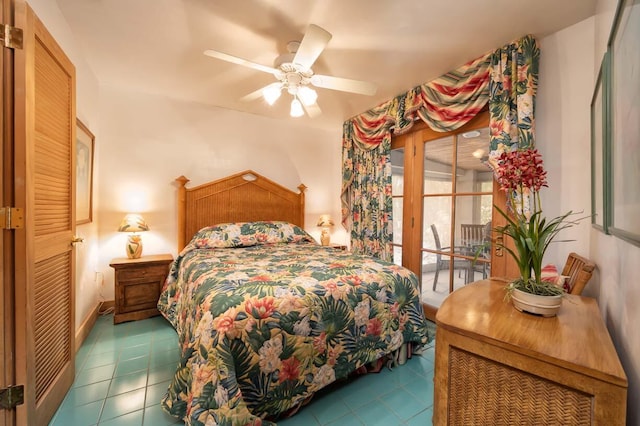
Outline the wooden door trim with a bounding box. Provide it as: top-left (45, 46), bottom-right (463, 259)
top-left (13, 2), bottom-right (34, 422)
top-left (1, 0), bottom-right (16, 424)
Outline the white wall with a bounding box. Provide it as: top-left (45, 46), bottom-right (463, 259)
top-left (592, 1), bottom-right (640, 423)
top-left (95, 86), bottom-right (345, 300)
top-left (538, 8), bottom-right (639, 424)
top-left (26, 0), bottom-right (101, 331)
top-left (537, 18), bottom-right (595, 264)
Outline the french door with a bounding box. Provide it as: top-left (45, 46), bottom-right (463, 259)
top-left (392, 111), bottom-right (499, 320)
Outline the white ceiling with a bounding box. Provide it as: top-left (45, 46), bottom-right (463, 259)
top-left (56, 0), bottom-right (596, 131)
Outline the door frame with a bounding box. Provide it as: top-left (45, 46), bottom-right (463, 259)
top-left (1, 0), bottom-right (16, 424)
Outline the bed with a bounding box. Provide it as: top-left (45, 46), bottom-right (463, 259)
top-left (158, 171), bottom-right (431, 426)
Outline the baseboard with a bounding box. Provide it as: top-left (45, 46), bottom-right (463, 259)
top-left (100, 300), bottom-right (115, 312)
top-left (75, 300), bottom-right (116, 352)
top-left (75, 303), bottom-right (100, 352)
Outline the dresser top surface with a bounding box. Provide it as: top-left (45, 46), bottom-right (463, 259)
top-left (436, 279), bottom-right (627, 386)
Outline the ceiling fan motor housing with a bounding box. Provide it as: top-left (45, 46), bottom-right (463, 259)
top-left (274, 44), bottom-right (314, 94)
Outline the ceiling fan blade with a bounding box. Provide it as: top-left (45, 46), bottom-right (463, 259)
top-left (204, 49), bottom-right (279, 75)
top-left (293, 24), bottom-right (332, 70)
top-left (302, 101), bottom-right (322, 118)
top-left (311, 74), bottom-right (377, 96)
top-left (241, 83), bottom-right (282, 102)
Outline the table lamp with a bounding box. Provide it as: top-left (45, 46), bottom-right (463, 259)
top-left (317, 214), bottom-right (334, 246)
top-left (118, 213), bottom-right (149, 259)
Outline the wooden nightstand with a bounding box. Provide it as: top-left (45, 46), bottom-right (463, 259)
top-left (109, 254), bottom-right (173, 324)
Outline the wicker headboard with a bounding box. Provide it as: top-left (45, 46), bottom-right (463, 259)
top-left (175, 170), bottom-right (307, 251)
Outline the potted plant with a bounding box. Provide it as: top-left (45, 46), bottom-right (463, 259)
top-left (493, 148), bottom-right (582, 316)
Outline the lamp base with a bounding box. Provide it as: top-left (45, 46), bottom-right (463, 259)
top-left (320, 229), bottom-right (330, 246)
top-left (126, 234), bottom-right (143, 259)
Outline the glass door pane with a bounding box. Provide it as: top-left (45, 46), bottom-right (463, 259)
top-left (421, 136), bottom-right (455, 307)
top-left (391, 147), bottom-right (404, 266)
top-left (420, 127), bottom-right (491, 308)
top-left (454, 128), bottom-right (493, 285)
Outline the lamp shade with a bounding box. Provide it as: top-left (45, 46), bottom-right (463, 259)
top-left (263, 84), bottom-right (282, 105)
top-left (290, 98), bottom-right (304, 117)
top-left (298, 86), bottom-right (318, 106)
top-left (118, 214), bottom-right (149, 233)
top-left (317, 214), bottom-right (334, 227)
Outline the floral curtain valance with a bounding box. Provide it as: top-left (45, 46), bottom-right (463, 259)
top-left (346, 47), bottom-right (493, 153)
top-left (341, 34), bottom-right (540, 259)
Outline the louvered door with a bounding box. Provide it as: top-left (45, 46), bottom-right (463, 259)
top-left (13, 3), bottom-right (76, 425)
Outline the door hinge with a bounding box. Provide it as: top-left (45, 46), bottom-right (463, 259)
top-left (0, 24), bottom-right (23, 49)
top-left (0, 385), bottom-right (24, 409)
top-left (0, 207), bottom-right (24, 229)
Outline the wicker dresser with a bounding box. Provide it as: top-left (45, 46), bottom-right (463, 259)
top-left (434, 279), bottom-right (627, 425)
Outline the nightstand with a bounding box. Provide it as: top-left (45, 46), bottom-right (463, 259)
top-left (109, 254), bottom-right (173, 324)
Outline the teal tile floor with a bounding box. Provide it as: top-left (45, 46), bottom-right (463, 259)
top-left (50, 314), bottom-right (435, 426)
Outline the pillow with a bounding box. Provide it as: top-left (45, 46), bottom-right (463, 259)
top-left (189, 221), bottom-right (315, 249)
top-left (541, 264), bottom-right (570, 292)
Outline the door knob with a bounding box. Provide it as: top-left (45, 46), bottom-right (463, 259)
top-left (71, 236), bottom-right (84, 246)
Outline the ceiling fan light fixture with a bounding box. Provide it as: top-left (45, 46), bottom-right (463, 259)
top-left (297, 86), bottom-right (317, 106)
top-left (462, 130), bottom-right (481, 139)
top-left (472, 149), bottom-right (486, 159)
top-left (290, 97), bottom-right (304, 117)
top-left (263, 84), bottom-right (282, 105)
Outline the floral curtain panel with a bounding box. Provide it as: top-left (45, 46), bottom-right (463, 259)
top-left (340, 121), bottom-right (393, 260)
top-left (488, 36), bottom-right (540, 216)
top-left (487, 35), bottom-right (539, 165)
top-left (341, 35), bottom-right (539, 258)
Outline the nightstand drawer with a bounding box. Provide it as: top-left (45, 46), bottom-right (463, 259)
top-left (117, 264), bottom-right (168, 282)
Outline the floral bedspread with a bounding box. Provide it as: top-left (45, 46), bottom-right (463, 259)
top-left (157, 222), bottom-right (430, 426)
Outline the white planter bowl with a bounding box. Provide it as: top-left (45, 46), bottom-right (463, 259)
top-left (511, 288), bottom-right (563, 317)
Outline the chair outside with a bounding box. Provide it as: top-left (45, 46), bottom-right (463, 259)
top-left (460, 224), bottom-right (485, 248)
top-left (562, 252), bottom-right (596, 295)
top-left (460, 224), bottom-right (489, 282)
top-left (430, 224), bottom-right (449, 291)
top-left (431, 224), bottom-right (469, 291)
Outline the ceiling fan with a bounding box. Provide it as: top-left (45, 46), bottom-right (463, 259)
top-left (203, 24), bottom-right (377, 118)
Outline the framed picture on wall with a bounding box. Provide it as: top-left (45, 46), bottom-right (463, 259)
top-left (590, 52), bottom-right (609, 233)
top-left (76, 119), bottom-right (95, 224)
top-left (608, 0), bottom-right (640, 246)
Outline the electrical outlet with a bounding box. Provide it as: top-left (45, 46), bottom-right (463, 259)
top-left (95, 271), bottom-right (104, 287)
